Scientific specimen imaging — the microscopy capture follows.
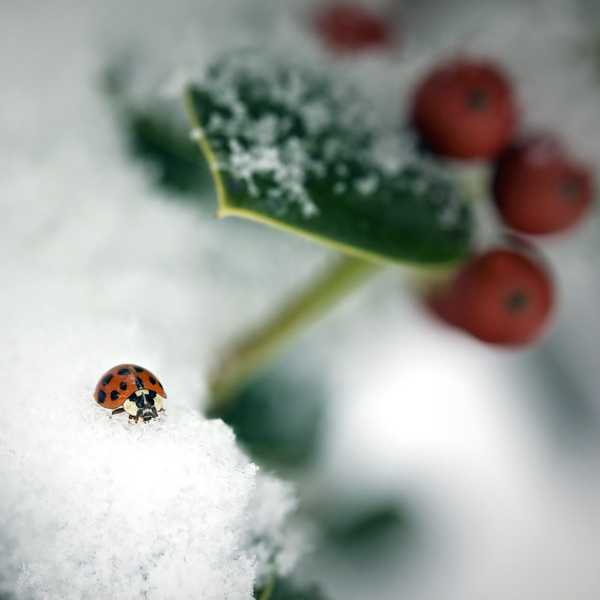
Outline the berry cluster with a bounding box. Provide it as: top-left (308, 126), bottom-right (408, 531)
top-left (411, 57), bottom-right (594, 346)
top-left (314, 6), bottom-right (595, 347)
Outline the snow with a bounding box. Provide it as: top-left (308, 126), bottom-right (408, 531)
top-left (0, 156), bottom-right (300, 599)
top-left (0, 2), bottom-right (311, 598)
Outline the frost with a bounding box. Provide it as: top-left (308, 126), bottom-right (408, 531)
top-left (190, 127), bottom-right (204, 141)
top-left (190, 50), bottom-right (467, 227)
top-left (227, 137), bottom-right (318, 218)
top-left (355, 175), bottom-right (379, 196)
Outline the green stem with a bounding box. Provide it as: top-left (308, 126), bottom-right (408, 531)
top-left (257, 576), bottom-right (276, 600)
top-left (457, 163), bottom-right (491, 203)
top-left (209, 255), bottom-right (380, 412)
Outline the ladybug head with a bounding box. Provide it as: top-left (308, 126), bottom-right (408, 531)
top-left (123, 388), bottom-right (165, 423)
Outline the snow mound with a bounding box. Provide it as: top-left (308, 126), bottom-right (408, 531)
top-left (0, 305), bottom-right (299, 599)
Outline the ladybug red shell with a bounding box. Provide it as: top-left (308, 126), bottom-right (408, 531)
top-left (94, 364), bottom-right (166, 423)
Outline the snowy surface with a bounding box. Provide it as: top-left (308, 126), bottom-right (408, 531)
top-left (0, 2), bottom-right (312, 598)
top-left (1, 1), bottom-right (600, 599)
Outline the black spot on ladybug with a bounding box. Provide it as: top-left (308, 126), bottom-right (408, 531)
top-left (149, 376), bottom-right (157, 385)
top-left (102, 374), bottom-right (113, 386)
top-left (119, 381), bottom-right (128, 391)
top-left (110, 390), bottom-right (120, 401)
top-left (134, 366), bottom-right (144, 373)
top-left (135, 377), bottom-right (144, 389)
top-left (97, 390), bottom-right (106, 404)
top-left (118, 368), bottom-right (130, 376)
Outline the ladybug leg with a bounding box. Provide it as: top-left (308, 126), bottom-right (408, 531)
top-left (128, 414), bottom-right (138, 424)
top-left (112, 407), bottom-right (125, 416)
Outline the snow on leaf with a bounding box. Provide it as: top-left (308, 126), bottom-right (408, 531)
top-left (185, 51), bottom-right (472, 265)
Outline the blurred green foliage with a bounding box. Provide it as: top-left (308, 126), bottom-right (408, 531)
top-left (211, 364), bottom-right (325, 471)
top-left (255, 577), bottom-right (330, 600)
top-left (322, 503), bottom-right (412, 550)
top-left (313, 499), bottom-right (418, 561)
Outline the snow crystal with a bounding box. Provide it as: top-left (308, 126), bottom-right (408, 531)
top-left (355, 175), bottom-right (379, 197)
top-left (227, 137), bottom-right (318, 218)
top-left (190, 127), bottom-right (205, 141)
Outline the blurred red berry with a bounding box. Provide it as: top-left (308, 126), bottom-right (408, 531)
top-left (493, 133), bottom-right (595, 235)
top-left (315, 3), bottom-right (390, 53)
top-left (428, 248), bottom-right (554, 346)
top-left (411, 59), bottom-right (518, 160)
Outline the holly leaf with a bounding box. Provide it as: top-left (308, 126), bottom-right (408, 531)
top-left (126, 108), bottom-right (212, 197)
top-left (183, 51), bottom-right (472, 265)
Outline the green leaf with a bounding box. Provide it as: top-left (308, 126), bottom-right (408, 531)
top-left (184, 51), bottom-right (472, 266)
top-left (211, 360), bottom-right (325, 471)
top-left (255, 578), bottom-right (330, 600)
top-left (322, 503), bottom-right (414, 550)
top-left (126, 108), bottom-right (211, 197)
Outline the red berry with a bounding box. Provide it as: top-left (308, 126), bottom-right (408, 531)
top-left (315, 4), bottom-right (390, 53)
top-left (493, 133), bottom-right (595, 235)
top-left (428, 248), bottom-right (554, 346)
top-left (411, 59), bottom-right (518, 160)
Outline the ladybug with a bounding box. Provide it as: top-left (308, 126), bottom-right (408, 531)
top-left (493, 133), bottom-right (595, 235)
top-left (427, 247), bottom-right (554, 346)
top-left (94, 364), bottom-right (166, 423)
top-left (411, 58), bottom-right (518, 160)
top-left (315, 3), bottom-right (391, 53)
